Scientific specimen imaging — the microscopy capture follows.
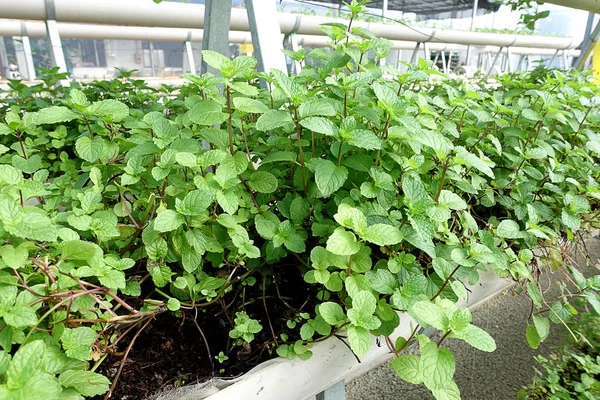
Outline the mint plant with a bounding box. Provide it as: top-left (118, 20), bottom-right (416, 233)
top-left (1, 2), bottom-right (600, 398)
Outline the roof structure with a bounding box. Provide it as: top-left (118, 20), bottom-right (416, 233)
top-left (312, 0), bottom-right (501, 19)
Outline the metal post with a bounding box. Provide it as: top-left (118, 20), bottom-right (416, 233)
top-left (283, 30), bottom-right (302, 74)
top-left (487, 47), bottom-right (503, 77)
top-left (574, 16), bottom-right (600, 70)
top-left (93, 40), bottom-right (100, 67)
top-left (410, 42), bottom-right (421, 64)
top-left (382, 0), bottom-right (388, 18)
top-left (441, 51), bottom-right (448, 74)
top-left (245, 0), bottom-right (287, 73)
top-left (12, 37), bottom-right (28, 79)
top-left (149, 41), bottom-right (156, 77)
top-left (506, 47), bottom-right (512, 73)
top-left (432, 51), bottom-right (441, 66)
top-left (20, 24), bottom-right (36, 80)
top-left (465, 0), bottom-right (479, 66)
top-left (516, 55), bottom-right (524, 72)
top-left (184, 31), bottom-right (196, 74)
top-left (423, 42), bottom-right (429, 61)
top-left (316, 381), bottom-right (346, 400)
top-left (548, 49), bottom-right (560, 67)
top-left (44, 0), bottom-right (68, 73)
top-left (562, 51), bottom-right (569, 70)
top-left (201, 0), bottom-right (232, 75)
top-left (0, 37), bottom-right (9, 79)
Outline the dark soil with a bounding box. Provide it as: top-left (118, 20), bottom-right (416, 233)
top-left (95, 264), bottom-right (317, 399)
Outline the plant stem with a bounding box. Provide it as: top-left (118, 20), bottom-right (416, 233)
top-left (434, 158), bottom-right (450, 203)
top-left (104, 317), bottom-right (153, 400)
top-left (226, 85), bottom-right (234, 156)
top-left (293, 108), bottom-right (308, 195)
top-left (83, 115), bottom-right (94, 139)
top-left (262, 274), bottom-right (278, 347)
top-left (15, 131), bottom-right (28, 159)
top-left (337, 140), bottom-right (344, 166)
top-left (431, 265), bottom-right (461, 301)
top-left (437, 330), bottom-right (451, 347)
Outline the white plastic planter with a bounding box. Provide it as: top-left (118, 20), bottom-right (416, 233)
top-left (156, 270), bottom-right (513, 400)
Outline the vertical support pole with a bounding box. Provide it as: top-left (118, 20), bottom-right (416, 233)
top-left (574, 16), bottom-right (600, 70)
top-left (93, 40), bottom-right (100, 67)
top-left (149, 41), bottom-right (156, 77)
top-left (506, 47), bottom-right (512, 73)
top-left (201, 0), bottom-right (232, 75)
top-left (441, 51), bottom-right (448, 74)
top-left (20, 24), bottom-right (36, 80)
top-left (562, 51), bottom-right (568, 70)
top-left (487, 47), bottom-right (503, 78)
top-left (184, 31), bottom-right (196, 74)
top-left (423, 42), bottom-right (429, 61)
top-left (12, 37), bottom-right (28, 79)
top-left (516, 55), bottom-right (524, 71)
top-left (410, 42), bottom-right (421, 64)
top-left (432, 51), bottom-right (441, 67)
top-left (548, 49), bottom-right (559, 68)
top-left (382, 0), bottom-right (388, 18)
top-left (592, 41), bottom-right (600, 83)
top-left (0, 37), bottom-right (9, 79)
top-left (245, 0), bottom-right (287, 73)
top-left (44, 0), bottom-right (68, 74)
top-left (465, 0), bottom-right (479, 66)
top-left (316, 381), bottom-right (346, 400)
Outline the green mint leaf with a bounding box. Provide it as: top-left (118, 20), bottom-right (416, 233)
top-left (319, 302), bottom-right (346, 325)
top-left (299, 117), bottom-right (339, 137)
top-left (0, 244), bottom-right (29, 269)
top-left (497, 219), bottom-right (521, 239)
top-left (4, 305), bottom-right (37, 328)
top-left (256, 110), bottom-right (294, 131)
top-left (153, 210), bottom-right (185, 233)
top-left (187, 100), bottom-right (227, 126)
top-left (315, 160), bottom-right (348, 197)
top-left (451, 324), bottom-right (496, 352)
top-left (87, 99), bottom-right (129, 122)
top-left (75, 136), bottom-right (104, 163)
top-left (233, 97), bottom-right (269, 114)
top-left (59, 369), bottom-right (111, 397)
top-left (61, 327), bottom-right (97, 361)
top-left (391, 354), bottom-right (423, 384)
top-left (347, 325), bottom-right (371, 356)
top-left (32, 106), bottom-right (79, 125)
top-left (437, 190), bottom-right (467, 210)
top-left (326, 228), bottom-right (360, 256)
top-left (333, 203), bottom-right (367, 233)
top-left (248, 171), bottom-right (278, 193)
top-left (409, 301), bottom-right (449, 331)
top-left (362, 224), bottom-right (403, 246)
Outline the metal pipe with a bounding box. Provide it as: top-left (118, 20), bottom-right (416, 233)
top-left (0, 0), bottom-right (577, 49)
top-left (0, 20), bottom-right (581, 59)
top-left (465, 0), bottom-right (479, 66)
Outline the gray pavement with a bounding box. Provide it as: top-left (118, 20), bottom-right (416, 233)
top-left (347, 237), bottom-right (600, 400)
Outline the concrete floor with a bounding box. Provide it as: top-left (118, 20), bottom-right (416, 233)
top-left (347, 237), bottom-right (600, 400)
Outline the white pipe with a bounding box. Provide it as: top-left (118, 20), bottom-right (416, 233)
top-left (0, 20), bottom-right (579, 58)
top-left (0, 0), bottom-right (577, 49)
top-left (0, 20), bottom-right (252, 44)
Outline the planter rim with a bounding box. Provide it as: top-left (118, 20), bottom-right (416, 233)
top-left (153, 270), bottom-right (514, 400)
